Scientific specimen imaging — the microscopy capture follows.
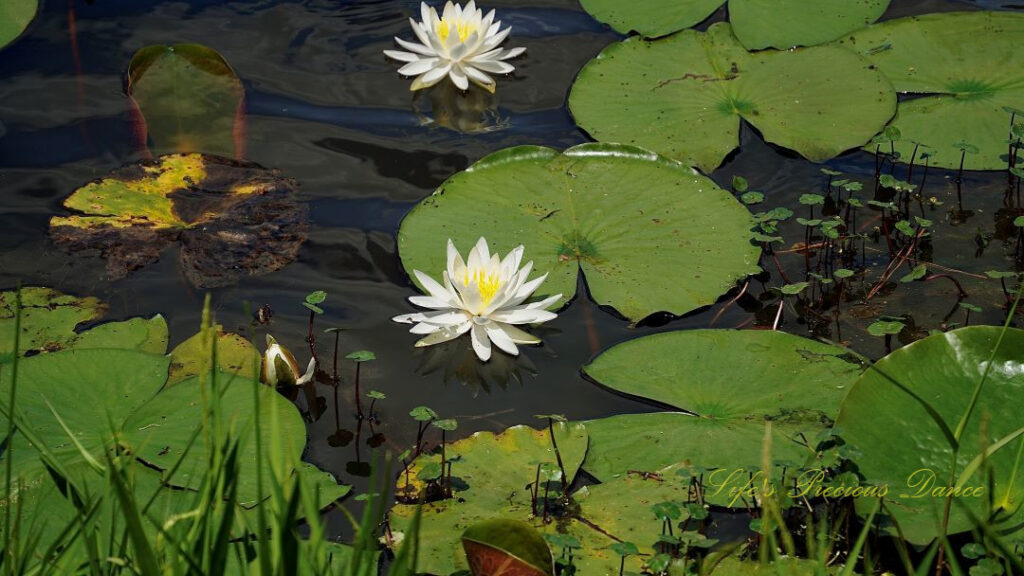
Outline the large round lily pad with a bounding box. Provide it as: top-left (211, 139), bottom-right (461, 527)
top-left (0, 0), bottom-right (36, 51)
top-left (834, 326), bottom-right (1024, 544)
top-left (397, 143), bottom-right (761, 323)
top-left (49, 154), bottom-right (308, 288)
top-left (581, 330), bottom-right (864, 506)
top-left (127, 44), bottom-right (244, 158)
top-left (836, 11), bottom-right (1024, 170)
top-left (578, 0), bottom-right (890, 48)
top-left (569, 23), bottom-right (896, 172)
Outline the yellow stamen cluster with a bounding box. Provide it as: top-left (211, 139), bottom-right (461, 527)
top-left (463, 268), bottom-right (501, 304)
top-left (438, 18), bottom-right (475, 43)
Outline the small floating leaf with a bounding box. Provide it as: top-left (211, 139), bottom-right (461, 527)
top-left (166, 325), bottom-right (260, 385)
top-left (346, 350), bottom-right (376, 362)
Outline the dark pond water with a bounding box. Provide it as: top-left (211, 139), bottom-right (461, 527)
top-left (1, 0), bottom-right (1021, 539)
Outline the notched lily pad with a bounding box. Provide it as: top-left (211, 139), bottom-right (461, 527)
top-left (569, 23), bottom-right (896, 172)
top-left (837, 11), bottom-right (1024, 170)
top-left (0, 287), bottom-right (168, 358)
top-left (49, 154), bottom-right (307, 288)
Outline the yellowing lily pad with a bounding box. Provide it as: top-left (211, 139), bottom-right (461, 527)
top-left (50, 154), bottom-right (307, 288)
top-left (569, 23), bottom-right (896, 172)
top-left (167, 324), bottom-right (260, 385)
top-left (836, 11), bottom-right (1024, 170)
top-left (127, 44), bottom-right (245, 158)
top-left (397, 143), bottom-right (761, 323)
top-left (0, 287), bottom-right (167, 358)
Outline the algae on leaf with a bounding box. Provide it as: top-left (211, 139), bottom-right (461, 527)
top-left (50, 154), bottom-right (308, 287)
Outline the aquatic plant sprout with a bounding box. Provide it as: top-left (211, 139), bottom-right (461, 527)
top-left (383, 1), bottom-right (525, 93)
top-left (393, 238), bottom-right (560, 362)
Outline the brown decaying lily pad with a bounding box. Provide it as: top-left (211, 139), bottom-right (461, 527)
top-left (50, 153), bottom-right (307, 288)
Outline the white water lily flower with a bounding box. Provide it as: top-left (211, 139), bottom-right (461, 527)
top-left (393, 238), bottom-right (561, 362)
top-left (261, 335), bottom-right (316, 386)
top-left (383, 1), bottom-right (525, 93)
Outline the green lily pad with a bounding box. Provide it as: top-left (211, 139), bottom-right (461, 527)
top-left (0, 287), bottom-right (105, 358)
top-left (0, 287), bottom-right (169, 362)
top-left (49, 154), bottom-right (307, 288)
top-left (730, 0), bottom-right (891, 50)
top-left (167, 324), bottom-right (260, 385)
top-left (834, 326), bottom-right (1024, 544)
top-left (569, 23), bottom-right (896, 172)
top-left (462, 519), bottom-right (555, 576)
top-left (577, 0), bottom-right (722, 38)
top-left (388, 423), bottom-right (588, 576)
top-left (127, 44), bottom-right (244, 158)
top-left (397, 143), bottom-right (761, 323)
top-left (573, 470), bottom-right (693, 561)
top-left (577, 0), bottom-right (889, 45)
top-left (836, 12), bottom-right (1024, 170)
top-left (122, 372), bottom-right (307, 505)
top-left (72, 315), bottom-right (169, 355)
top-left (0, 0), bottom-right (36, 51)
top-left (581, 330), bottom-right (863, 505)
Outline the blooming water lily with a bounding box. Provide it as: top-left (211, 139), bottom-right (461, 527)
top-left (394, 238), bottom-right (560, 362)
top-left (261, 334), bottom-right (316, 386)
top-left (383, 1), bottom-right (525, 92)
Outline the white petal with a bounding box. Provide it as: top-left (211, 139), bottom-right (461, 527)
top-left (411, 20), bottom-right (432, 47)
top-left (410, 322), bottom-right (443, 334)
top-left (489, 308), bottom-right (557, 325)
top-left (408, 295), bottom-right (452, 309)
top-left (500, 245), bottom-right (524, 274)
top-left (395, 37), bottom-right (436, 57)
top-left (418, 63), bottom-right (452, 87)
top-left (469, 59), bottom-right (514, 74)
top-left (485, 323), bottom-right (519, 356)
top-left (416, 322), bottom-right (471, 347)
top-left (468, 237), bottom-right (490, 268)
top-left (449, 36), bottom-right (472, 62)
top-left (470, 322), bottom-right (492, 362)
top-left (393, 312), bottom-right (428, 324)
top-left (523, 293), bottom-right (562, 310)
top-left (482, 27), bottom-right (509, 50)
top-left (383, 49), bottom-right (419, 63)
top-left (499, 47), bottom-right (526, 60)
top-left (442, 1), bottom-right (456, 22)
top-left (398, 58), bottom-right (439, 76)
top-left (494, 323), bottom-right (541, 345)
top-left (416, 310), bottom-right (472, 327)
top-left (420, 2), bottom-right (434, 31)
top-left (449, 66), bottom-right (469, 90)
top-left (414, 269), bottom-right (452, 301)
top-left (464, 65), bottom-right (495, 90)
